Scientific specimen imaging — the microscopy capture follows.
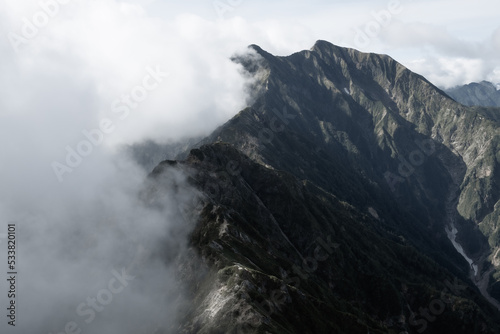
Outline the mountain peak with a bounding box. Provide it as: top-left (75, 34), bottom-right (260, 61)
top-left (311, 39), bottom-right (335, 50)
top-left (310, 39), bottom-right (353, 59)
top-left (248, 43), bottom-right (264, 53)
top-left (311, 39), bottom-right (343, 52)
top-left (446, 80), bottom-right (500, 107)
top-left (247, 43), bottom-right (275, 61)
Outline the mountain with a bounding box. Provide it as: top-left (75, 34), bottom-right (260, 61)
top-left (446, 81), bottom-right (500, 107)
top-left (148, 40), bottom-right (500, 333)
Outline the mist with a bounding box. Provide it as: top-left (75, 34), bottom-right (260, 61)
top-left (0, 1), bottom-right (255, 333)
top-left (3, 156), bottom-right (204, 334)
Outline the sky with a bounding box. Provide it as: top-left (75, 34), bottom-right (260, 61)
top-left (0, 0), bottom-right (499, 333)
top-left (1, 0), bottom-right (499, 147)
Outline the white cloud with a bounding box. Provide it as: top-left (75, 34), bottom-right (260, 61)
top-left (0, 2), bottom-right (239, 332)
top-left (407, 57), bottom-right (490, 88)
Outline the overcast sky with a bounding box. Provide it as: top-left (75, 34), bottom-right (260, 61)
top-left (1, 0), bottom-right (499, 150)
top-left (140, 0), bottom-right (500, 88)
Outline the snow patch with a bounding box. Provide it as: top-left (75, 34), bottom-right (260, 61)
top-left (343, 87), bottom-right (351, 95)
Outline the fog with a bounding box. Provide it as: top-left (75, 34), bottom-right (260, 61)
top-left (5, 157), bottom-right (203, 333)
top-left (0, 1), bottom-right (253, 333)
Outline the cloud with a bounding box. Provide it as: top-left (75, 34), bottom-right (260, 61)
top-left (1, 1), bottom-right (256, 148)
top-left (0, 1), bottom-right (231, 333)
top-left (406, 57), bottom-right (490, 88)
top-left (1, 153), bottom-right (203, 334)
top-left (385, 23), bottom-right (500, 87)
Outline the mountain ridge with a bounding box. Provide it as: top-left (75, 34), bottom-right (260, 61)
top-left (149, 40), bottom-right (500, 333)
top-left (446, 81), bottom-right (500, 107)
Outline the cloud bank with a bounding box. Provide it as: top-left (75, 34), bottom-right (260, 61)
top-left (0, 1), bottom-right (248, 332)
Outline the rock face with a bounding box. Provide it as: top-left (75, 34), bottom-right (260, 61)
top-left (150, 41), bottom-right (500, 333)
top-left (446, 81), bottom-right (500, 107)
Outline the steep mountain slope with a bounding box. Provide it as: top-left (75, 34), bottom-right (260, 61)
top-left (149, 41), bottom-right (500, 332)
top-left (195, 41), bottom-right (500, 272)
top-left (446, 81), bottom-right (500, 107)
top-left (152, 144), bottom-right (500, 333)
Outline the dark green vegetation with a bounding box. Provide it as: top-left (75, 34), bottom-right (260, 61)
top-left (446, 81), bottom-right (500, 107)
top-left (150, 41), bottom-right (500, 333)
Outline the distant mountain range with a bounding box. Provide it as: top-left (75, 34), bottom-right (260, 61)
top-left (145, 40), bottom-right (500, 333)
top-left (446, 81), bottom-right (500, 107)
